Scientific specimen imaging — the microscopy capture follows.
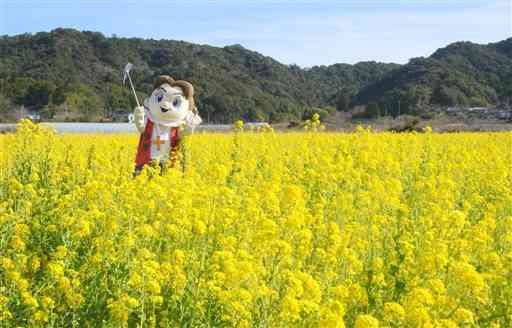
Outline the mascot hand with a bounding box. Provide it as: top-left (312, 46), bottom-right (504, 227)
top-left (185, 109), bottom-right (202, 127)
top-left (134, 106), bottom-right (145, 134)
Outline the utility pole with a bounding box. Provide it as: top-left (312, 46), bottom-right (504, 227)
top-left (19, 105), bottom-right (25, 120)
top-left (397, 100), bottom-right (401, 117)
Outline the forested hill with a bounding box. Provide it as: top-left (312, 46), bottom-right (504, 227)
top-left (0, 28), bottom-right (397, 122)
top-left (354, 38), bottom-right (512, 115)
top-left (0, 28), bottom-right (510, 122)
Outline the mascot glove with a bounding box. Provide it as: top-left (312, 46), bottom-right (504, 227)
top-left (185, 110), bottom-right (203, 127)
top-left (134, 106), bottom-right (146, 134)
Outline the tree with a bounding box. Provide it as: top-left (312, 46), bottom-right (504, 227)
top-left (303, 106), bottom-right (335, 121)
top-left (52, 85), bottom-right (67, 105)
top-left (106, 84), bottom-right (133, 115)
top-left (336, 91), bottom-right (350, 112)
top-left (0, 93), bottom-right (11, 114)
top-left (246, 107), bottom-right (267, 122)
top-left (66, 84), bottom-right (104, 121)
top-left (404, 85), bottom-right (432, 111)
top-left (365, 102), bottom-right (380, 118)
top-left (24, 80), bottom-right (56, 108)
top-left (40, 104), bottom-right (57, 119)
top-left (0, 28), bottom-right (510, 122)
top-left (9, 78), bottom-right (34, 106)
top-left (433, 86), bottom-right (468, 107)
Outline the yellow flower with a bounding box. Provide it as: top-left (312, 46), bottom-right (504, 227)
top-left (1, 257), bottom-right (15, 271)
top-left (454, 308), bottom-right (475, 325)
top-left (354, 314), bottom-right (379, 328)
top-left (34, 310), bottom-right (49, 322)
top-left (280, 295), bottom-right (301, 322)
top-left (234, 120), bottom-right (245, 131)
top-left (383, 302), bottom-right (405, 321)
top-left (54, 245), bottom-right (68, 259)
top-left (151, 295), bottom-right (164, 306)
top-left (42, 296), bottom-right (55, 309)
top-left (9, 236), bottom-right (26, 251)
top-left (30, 256), bottom-right (40, 271)
top-left (0, 121), bottom-right (510, 326)
top-left (21, 291), bottom-right (38, 308)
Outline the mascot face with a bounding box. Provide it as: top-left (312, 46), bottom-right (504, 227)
top-left (145, 76), bottom-right (196, 126)
top-left (147, 84), bottom-right (189, 124)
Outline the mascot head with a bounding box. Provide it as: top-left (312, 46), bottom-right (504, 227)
top-left (144, 75), bottom-right (196, 127)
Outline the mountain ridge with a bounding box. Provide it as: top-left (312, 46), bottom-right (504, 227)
top-left (0, 28), bottom-right (510, 122)
top-left (353, 37), bottom-right (512, 115)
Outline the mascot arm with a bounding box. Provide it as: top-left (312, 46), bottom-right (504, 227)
top-left (134, 106), bottom-right (146, 134)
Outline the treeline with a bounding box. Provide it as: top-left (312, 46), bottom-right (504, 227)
top-left (0, 28), bottom-right (510, 122)
top-left (0, 28), bottom-right (397, 122)
top-left (352, 39), bottom-right (512, 118)
top-left (0, 78), bottom-right (132, 121)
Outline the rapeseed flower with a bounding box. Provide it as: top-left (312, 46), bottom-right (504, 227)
top-left (0, 120), bottom-right (510, 326)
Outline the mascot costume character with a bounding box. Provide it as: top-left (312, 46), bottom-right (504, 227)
top-left (133, 75), bottom-right (202, 175)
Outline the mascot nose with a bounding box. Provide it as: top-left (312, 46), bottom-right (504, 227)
top-left (160, 101), bottom-right (172, 110)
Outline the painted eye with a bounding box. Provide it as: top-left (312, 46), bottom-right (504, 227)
top-left (157, 94), bottom-right (164, 102)
top-left (172, 97), bottom-right (182, 108)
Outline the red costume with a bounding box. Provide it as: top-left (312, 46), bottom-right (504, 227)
top-left (135, 119), bottom-right (180, 169)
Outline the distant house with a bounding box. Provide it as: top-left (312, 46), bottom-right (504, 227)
top-left (497, 110), bottom-right (512, 119)
top-left (109, 113), bottom-right (133, 122)
top-left (468, 107), bottom-right (489, 112)
top-left (24, 111), bottom-right (41, 122)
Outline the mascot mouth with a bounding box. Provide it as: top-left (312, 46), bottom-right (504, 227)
top-left (160, 107), bottom-right (169, 113)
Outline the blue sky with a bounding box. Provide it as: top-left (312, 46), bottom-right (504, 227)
top-left (2, 0), bottom-right (511, 66)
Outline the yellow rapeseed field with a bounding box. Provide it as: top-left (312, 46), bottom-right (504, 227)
top-left (0, 120), bottom-right (511, 327)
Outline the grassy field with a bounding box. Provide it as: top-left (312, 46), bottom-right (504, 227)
top-left (0, 120), bottom-right (511, 327)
